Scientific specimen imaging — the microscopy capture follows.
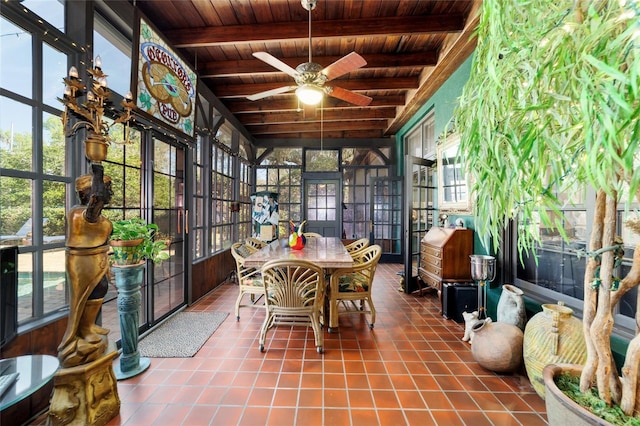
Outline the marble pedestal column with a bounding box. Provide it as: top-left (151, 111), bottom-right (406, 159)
top-left (112, 262), bottom-right (150, 380)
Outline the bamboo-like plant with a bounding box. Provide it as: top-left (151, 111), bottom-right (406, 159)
top-left (456, 0), bottom-right (640, 417)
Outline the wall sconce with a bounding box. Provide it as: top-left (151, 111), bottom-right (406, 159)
top-left (60, 55), bottom-right (136, 162)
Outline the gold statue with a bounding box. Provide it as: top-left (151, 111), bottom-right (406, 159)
top-left (58, 163), bottom-right (113, 368)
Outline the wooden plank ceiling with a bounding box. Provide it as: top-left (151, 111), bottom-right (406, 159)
top-left (134, 0), bottom-right (480, 142)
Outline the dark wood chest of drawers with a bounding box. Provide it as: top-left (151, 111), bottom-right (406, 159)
top-left (418, 227), bottom-right (473, 295)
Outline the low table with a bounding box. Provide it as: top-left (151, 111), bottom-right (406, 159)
top-left (0, 354), bottom-right (59, 411)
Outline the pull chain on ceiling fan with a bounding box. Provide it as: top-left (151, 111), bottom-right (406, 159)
top-left (247, 0), bottom-right (372, 107)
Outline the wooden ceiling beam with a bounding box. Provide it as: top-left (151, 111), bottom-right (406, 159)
top-left (199, 52), bottom-right (438, 77)
top-left (254, 129), bottom-right (387, 140)
top-left (239, 108), bottom-right (396, 125)
top-left (166, 15), bottom-right (466, 47)
top-left (225, 95), bottom-right (405, 113)
top-left (212, 77), bottom-right (418, 98)
top-left (246, 120), bottom-right (388, 135)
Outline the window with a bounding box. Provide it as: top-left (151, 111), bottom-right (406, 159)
top-left (514, 184), bottom-right (639, 338)
top-left (305, 149), bottom-right (339, 171)
top-left (238, 160), bottom-right (252, 241)
top-left (437, 132), bottom-right (471, 213)
top-left (0, 8), bottom-right (74, 326)
top-left (406, 112), bottom-right (436, 161)
top-left (255, 148), bottom-right (302, 236)
top-left (211, 144), bottom-right (234, 252)
top-left (342, 148), bottom-right (389, 239)
top-left (93, 14), bottom-right (132, 97)
top-left (21, 0), bottom-right (64, 32)
top-left (192, 133), bottom-right (208, 260)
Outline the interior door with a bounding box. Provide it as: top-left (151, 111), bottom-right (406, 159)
top-left (370, 177), bottom-right (403, 262)
top-left (304, 179), bottom-right (340, 237)
top-left (149, 135), bottom-right (187, 324)
top-left (403, 155), bottom-right (436, 293)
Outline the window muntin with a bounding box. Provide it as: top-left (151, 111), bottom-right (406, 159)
top-left (515, 182), bottom-right (639, 337)
top-left (0, 7), bottom-right (75, 328)
top-left (342, 165), bottom-right (388, 239)
top-left (238, 160), bottom-right (252, 241)
top-left (103, 127), bottom-right (143, 222)
top-left (306, 182), bottom-right (337, 221)
top-left (192, 133), bottom-right (207, 260)
top-left (211, 144), bottom-right (234, 252)
top-left (405, 112), bottom-right (436, 160)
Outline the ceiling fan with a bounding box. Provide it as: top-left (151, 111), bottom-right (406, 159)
top-left (247, 0), bottom-right (372, 107)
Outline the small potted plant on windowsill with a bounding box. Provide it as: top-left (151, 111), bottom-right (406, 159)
top-left (110, 218), bottom-right (170, 265)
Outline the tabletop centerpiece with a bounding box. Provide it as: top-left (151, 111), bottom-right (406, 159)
top-left (289, 220), bottom-right (307, 250)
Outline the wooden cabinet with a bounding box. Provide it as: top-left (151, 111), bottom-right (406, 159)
top-left (419, 227), bottom-right (473, 300)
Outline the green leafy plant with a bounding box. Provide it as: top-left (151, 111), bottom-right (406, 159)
top-left (110, 218), bottom-right (170, 264)
top-left (456, 0), bottom-right (640, 419)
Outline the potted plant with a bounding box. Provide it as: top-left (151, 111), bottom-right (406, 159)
top-left (455, 0), bottom-right (640, 423)
top-left (110, 218), bottom-right (170, 265)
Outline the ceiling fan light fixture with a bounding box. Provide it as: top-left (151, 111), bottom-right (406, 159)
top-left (296, 84), bottom-right (324, 105)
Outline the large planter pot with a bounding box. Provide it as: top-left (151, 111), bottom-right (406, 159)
top-left (471, 320), bottom-right (524, 373)
top-left (110, 238), bottom-right (144, 265)
top-left (543, 363), bottom-right (612, 426)
top-left (523, 303), bottom-right (587, 399)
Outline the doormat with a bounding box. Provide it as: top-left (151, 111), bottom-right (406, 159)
top-left (137, 311), bottom-right (229, 358)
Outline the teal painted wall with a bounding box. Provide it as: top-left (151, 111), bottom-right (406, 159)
top-left (395, 54), bottom-right (474, 170)
top-left (394, 54), bottom-right (486, 252)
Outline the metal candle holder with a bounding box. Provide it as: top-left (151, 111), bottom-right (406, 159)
top-left (470, 255), bottom-right (496, 320)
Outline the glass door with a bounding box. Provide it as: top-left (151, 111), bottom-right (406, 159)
top-left (149, 135), bottom-right (186, 323)
top-left (304, 179), bottom-right (341, 237)
top-left (403, 155), bottom-right (436, 293)
top-left (370, 177), bottom-right (403, 262)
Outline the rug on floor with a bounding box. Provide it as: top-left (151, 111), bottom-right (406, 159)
top-left (137, 311), bottom-right (229, 357)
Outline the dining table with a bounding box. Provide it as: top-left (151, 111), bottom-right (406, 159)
top-left (243, 236), bottom-right (354, 270)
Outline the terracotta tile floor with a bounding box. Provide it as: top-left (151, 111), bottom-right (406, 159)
top-left (36, 263), bottom-right (549, 425)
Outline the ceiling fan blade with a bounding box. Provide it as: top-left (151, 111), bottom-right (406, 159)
top-left (326, 86), bottom-right (372, 106)
top-left (322, 52), bottom-right (367, 81)
top-left (247, 85), bottom-right (296, 101)
top-left (252, 52), bottom-right (298, 78)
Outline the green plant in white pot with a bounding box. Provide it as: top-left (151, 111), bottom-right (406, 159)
top-left (110, 218), bottom-right (170, 265)
top-left (455, 0), bottom-right (640, 422)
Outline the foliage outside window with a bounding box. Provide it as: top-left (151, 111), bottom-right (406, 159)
top-left (305, 149), bottom-right (339, 171)
top-left (211, 144), bottom-right (234, 252)
top-left (0, 7), bottom-right (71, 325)
top-left (192, 134), bottom-right (207, 260)
top-left (342, 164), bottom-right (388, 239)
top-left (238, 160), bottom-right (252, 241)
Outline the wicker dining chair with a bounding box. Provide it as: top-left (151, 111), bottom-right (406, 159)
top-left (246, 237), bottom-right (267, 250)
top-left (259, 259), bottom-right (325, 354)
top-left (231, 242), bottom-right (264, 321)
top-left (327, 244), bottom-right (382, 332)
top-left (344, 238), bottom-right (370, 258)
